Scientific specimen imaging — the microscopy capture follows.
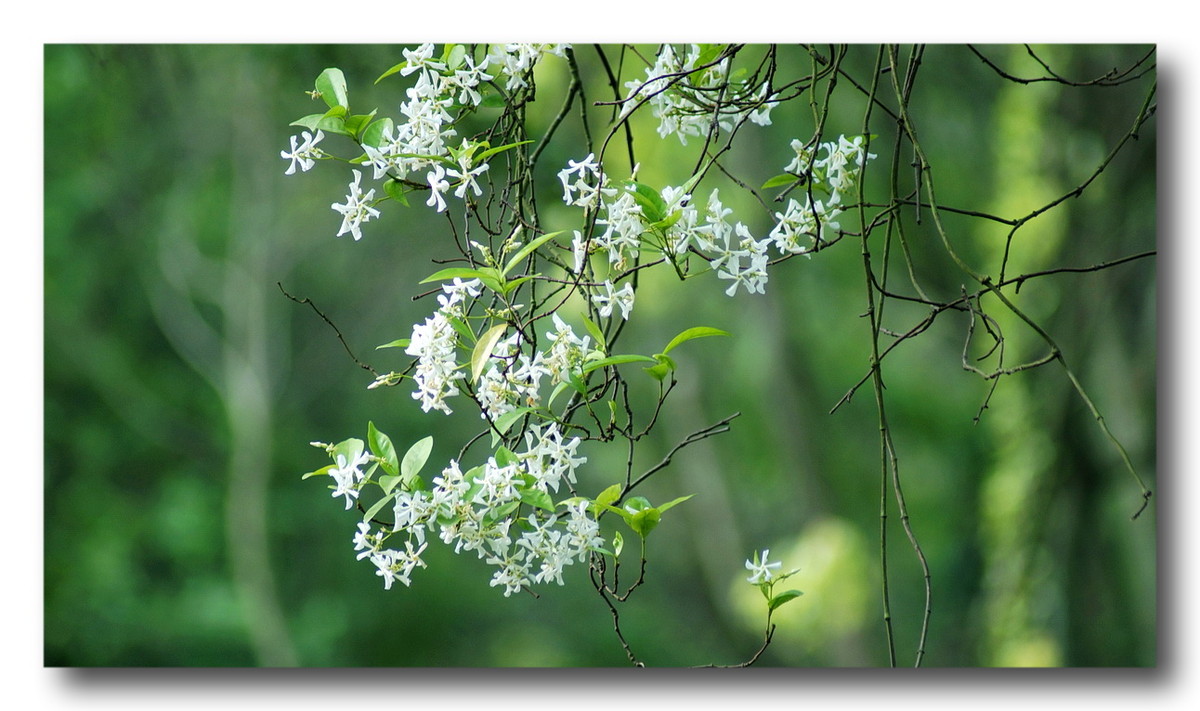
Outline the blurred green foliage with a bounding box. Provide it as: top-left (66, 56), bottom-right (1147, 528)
top-left (44, 44), bottom-right (1155, 667)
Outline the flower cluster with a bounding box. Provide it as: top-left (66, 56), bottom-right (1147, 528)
top-left (404, 278), bottom-right (479, 414)
top-left (622, 44), bottom-right (778, 146)
top-left (318, 418), bottom-right (600, 596)
top-left (769, 135), bottom-right (876, 256)
top-left (558, 133), bottom-right (875, 298)
top-left (281, 44), bottom-right (571, 240)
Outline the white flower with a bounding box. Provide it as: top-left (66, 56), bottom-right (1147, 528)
top-left (447, 150), bottom-right (489, 200)
top-left (352, 522), bottom-right (380, 561)
top-left (281, 130), bottom-right (324, 175)
top-left (591, 280), bottom-right (635, 320)
top-left (426, 164), bottom-right (451, 212)
top-left (746, 549), bottom-right (783, 584)
top-left (331, 169), bottom-right (380, 241)
top-left (329, 448), bottom-right (371, 509)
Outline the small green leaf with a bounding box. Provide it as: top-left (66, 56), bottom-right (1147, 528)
top-left (630, 508), bottom-right (662, 537)
top-left (315, 68), bottom-right (349, 109)
top-left (367, 421), bottom-right (399, 476)
top-left (502, 275), bottom-right (539, 296)
top-left (594, 484), bottom-right (623, 512)
top-left (302, 464), bottom-right (335, 480)
top-left (567, 370), bottom-right (588, 395)
top-left (650, 210), bottom-right (683, 232)
top-left (289, 113), bottom-right (325, 132)
top-left (662, 327), bottom-right (730, 355)
top-left (502, 230), bottom-right (566, 277)
top-left (362, 493), bottom-right (395, 523)
top-left (445, 313), bottom-right (476, 344)
top-left (444, 43), bottom-right (467, 71)
top-left (643, 353), bottom-right (675, 382)
top-left (375, 60), bottom-right (409, 84)
top-left (624, 180), bottom-right (667, 224)
top-left (612, 530), bottom-right (625, 557)
top-left (656, 494), bottom-right (694, 514)
top-left (768, 589), bottom-right (804, 612)
top-left (494, 446), bottom-right (518, 469)
top-left (471, 323), bottom-right (508, 384)
top-left (376, 338), bottom-right (410, 350)
top-left (401, 436), bottom-right (434, 483)
top-left (519, 487), bottom-right (555, 512)
top-left (480, 92), bottom-right (508, 109)
top-left (420, 267), bottom-right (503, 295)
top-left (332, 438), bottom-right (365, 469)
top-left (581, 314), bottom-right (607, 353)
top-left (344, 110), bottom-right (377, 139)
top-left (581, 354), bottom-right (658, 374)
top-left (362, 117), bottom-right (394, 148)
top-left (761, 173), bottom-right (801, 190)
top-left (378, 474), bottom-right (402, 495)
top-left (475, 139), bottom-right (533, 163)
top-left (622, 496), bottom-right (652, 513)
top-left (316, 115), bottom-right (349, 136)
top-left (383, 179), bottom-right (409, 206)
top-left (490, 407), bottom-right (534, 447)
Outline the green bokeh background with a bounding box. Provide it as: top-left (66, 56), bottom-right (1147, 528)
top-left (43, 44), bottom-right (1156, 667)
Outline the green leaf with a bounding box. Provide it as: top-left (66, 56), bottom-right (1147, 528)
top-left (501, 275), bottom-right (538, 296)
top-left (420, 267), bottom-right (503, 295)
top-left (602, 504), bottom-right (634, 525)
top-left (661, 327), bottom-right (730, 355)
top-left (383, 179), bottom-right (410, 206)
top-left (376, 338), bottom-right (410, 350)
top-left (332, 438), bottom-right (365, 469)
top-left (362, 117), bottom-right (394, 148)
top-left (519, 487), bottom-right (555, 512)
top-left (656, 494), bottom-right (693, 513)
top-left (622, 496), bottom-right (652, 513)
top-left (630, 508), bottom-right (662, 537)
top-left (316, 115), bottom-right (349, 136)
top-left (444, 43), bottom-right (467, 71)
top-left (594, 484), bottom-right (623, 512)
top-left (642, 353), bottom-right (675, 382)
top-left (480, 91), bottom-right (508, 109)
top-left (650, 210), bottom-right (683, 232)
top-left (445, 313), bottom-right (476, 345)
top-left (612, 530), bottom-right (625, 557)
top-left (581, 314), bottom-right (607, 353)
top-left (471, 323), bottom-right (508, 384)
top-left (567, 370), bottom-right (588, 395)
top-left (768, 589), bottom-right (804, 612)
top-left (581, 354), bottom-right (658, 374)
top-left (344, 110), bottom-right (377, 140)
top-left (302, 464), bottom-right (334, 480)
top-left (378, 474), bottom-right (402, 495)
top-left (761, 173), bottom-right (801, 190)
top-left (494, 446), bottom-right (518, 469)
top-left (475, 139), bottom-right (533, 163)
top-left (624, 180), bottom-right (667, 224)
top-left (362, 493), bottom-right (394, 523)
top-left (367, 421), bottom-right (399, 476)
top-left (490, 407), bottom-right (534, 447)
top-left (290, 113), bottom-right (325, 132)
top-left (401, 436), bottom-right (434, 483)
top-left (375, 59), bottom-right (409, 84)
top-left (502, 230), bottom-right (566, 277)
top-left (315, 68), bottom-right (349, 109)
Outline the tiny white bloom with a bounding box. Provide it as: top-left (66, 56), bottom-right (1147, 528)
top-left (746, 549), bottom-right (783, 584)
top-left (281, 130), bottom-right (324, 175)
top-left (331, 169), bottom-right (380, 241)
top-left (426, 164), bottom-right (451, 212)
